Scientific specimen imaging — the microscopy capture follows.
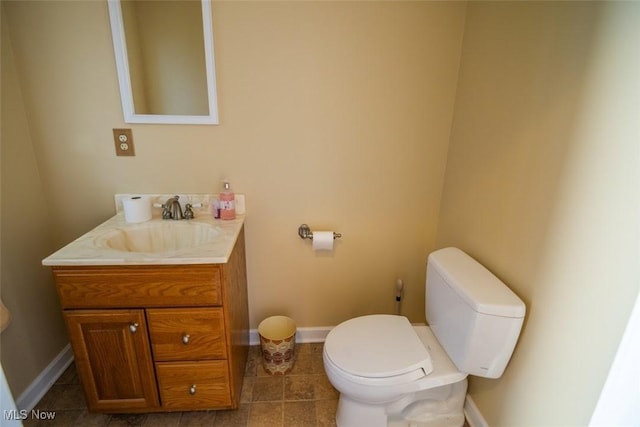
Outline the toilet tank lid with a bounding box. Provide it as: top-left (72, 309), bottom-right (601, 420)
top-left (429, 248), bottom-right (525, 318)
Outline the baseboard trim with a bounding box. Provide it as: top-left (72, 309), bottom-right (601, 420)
top-left (464, 395), bottom-right (489, 427)
top-left (15, 330), bottom-right (489, 427)
top-left (249, 326), bottom-right (332, 346)
top-left (15, 344), bottom-right (74, 412)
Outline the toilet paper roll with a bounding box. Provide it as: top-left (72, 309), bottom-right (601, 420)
top-left (122, 196), bottom-right (152, 223)
top-left (312, 231), bottom-right (335, 251)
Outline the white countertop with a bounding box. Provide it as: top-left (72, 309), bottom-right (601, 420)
top-left (42, 212), bottom-right (245, 267)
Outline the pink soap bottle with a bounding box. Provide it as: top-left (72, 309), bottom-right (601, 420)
top-left (219, 180), bottom-right (236, 220)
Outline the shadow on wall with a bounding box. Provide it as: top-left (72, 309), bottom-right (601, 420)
top-left (436, 2), bottom-right (640, 425)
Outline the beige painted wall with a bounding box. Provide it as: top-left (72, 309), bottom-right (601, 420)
top-left (4, 1), bottom-right (637, 422)
top-left (1, 10), bottom-right (68, 398)
top-left (437, 2), bottom-right (640, 425)
top-left (1, 0), bottom-right (466, 397)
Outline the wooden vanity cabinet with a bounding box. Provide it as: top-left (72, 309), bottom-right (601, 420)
top-left (52, 229), bottom-right (249, 414)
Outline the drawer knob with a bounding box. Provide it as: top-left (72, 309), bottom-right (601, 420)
top-left (182, 334), bottom-right (190, 345)
top-left (129, 322), bottom-right (139, 333)
top-left (189, 384), bottom-right (197, 395)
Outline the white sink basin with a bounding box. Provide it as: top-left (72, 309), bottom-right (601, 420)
top-left (96, 221), bottom-right (221, 253)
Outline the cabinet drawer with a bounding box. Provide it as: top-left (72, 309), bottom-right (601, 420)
top-left (147, 308), bottom-right (227, 361)
top-left (156, 361), bottom-right (231, 410)
top-left (53, 265), bottom-right (221, 308)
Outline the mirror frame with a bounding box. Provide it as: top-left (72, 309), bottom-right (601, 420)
top-left (107, 0), bottom-right (219, 125)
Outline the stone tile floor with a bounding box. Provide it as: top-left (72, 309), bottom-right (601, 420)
top-left (24, 343), bottom-right (338, 426)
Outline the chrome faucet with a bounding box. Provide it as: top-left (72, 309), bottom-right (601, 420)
top-left (162, 196), bottom-right (184, 220)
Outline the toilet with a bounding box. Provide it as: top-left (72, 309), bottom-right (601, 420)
top-left (323, 247), bottom-right (526, 427)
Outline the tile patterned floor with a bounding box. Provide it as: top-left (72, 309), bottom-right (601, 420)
top-left (24, 343), bottom-right (338, 426)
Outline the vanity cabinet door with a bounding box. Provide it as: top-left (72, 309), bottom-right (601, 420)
top-left (64, 309), bottom-right (159, 412)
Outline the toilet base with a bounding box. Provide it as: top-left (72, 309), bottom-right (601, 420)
top-left (337, 397), bottom-right (389, 427)
top-left (336, 379), bottom-right (467, 427)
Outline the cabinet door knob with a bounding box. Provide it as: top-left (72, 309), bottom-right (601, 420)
top-left (189, 384), bottom-right (197, 395)
top-left (129, 322), bottom-right (139, 333)
top-left (182, 334), bottom-right (190, 345)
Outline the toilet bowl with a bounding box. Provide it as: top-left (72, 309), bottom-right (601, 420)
top-left (324, 316), bottom-right (467, 427)
top-left (323, 247), bottom-right (526, 427)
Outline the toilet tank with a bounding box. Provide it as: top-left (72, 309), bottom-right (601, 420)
top-left (426, 247), bottom-right (525, 379)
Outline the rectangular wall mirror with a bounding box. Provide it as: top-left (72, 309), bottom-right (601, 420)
top-left (107, 0), bottom-right (219, 125)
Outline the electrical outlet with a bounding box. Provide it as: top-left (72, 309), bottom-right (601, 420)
top-left (113, 128), bottom-right (135, 156)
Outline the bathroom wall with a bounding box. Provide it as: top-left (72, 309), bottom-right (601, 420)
top-left (1, 0), bottom-right (466, 398)
top-left (1, 11), bottom-right (69, 399)
top-left (437, 2), bottom-right (640, 425)
top-left (6, 2), bottom-right (636, 422)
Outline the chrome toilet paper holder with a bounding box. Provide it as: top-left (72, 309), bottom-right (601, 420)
top-left (298, 224), bottom-right (342, 240)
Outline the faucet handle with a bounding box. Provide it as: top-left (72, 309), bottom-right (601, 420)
top-left (184, 204), bottom-right (194, 220)
top-left (161, 203), bottom-right (173, 219)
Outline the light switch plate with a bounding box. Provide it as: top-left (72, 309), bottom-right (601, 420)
top-left (113, 128), bottom-right (135, 156)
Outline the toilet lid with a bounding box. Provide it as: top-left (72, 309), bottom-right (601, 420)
top-left (324, 315), bottom-right (433, 379)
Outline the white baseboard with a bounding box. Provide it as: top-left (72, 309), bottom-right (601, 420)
top-left (464, 395), bottom-right (489, 427)
top-left (15, 327), bottom-right (330, 410)
top-left (16, 344), bottom-right (74, 412)
top-left (249, 326), bottom-right (332, 346)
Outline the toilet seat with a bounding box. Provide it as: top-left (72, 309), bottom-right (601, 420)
top-left (324, 315), bottom-right (433, 386)
top-left (324, 355), bottom-right (429, 386)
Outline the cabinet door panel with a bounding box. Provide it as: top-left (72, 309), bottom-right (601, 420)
top-left (64, 310), bottom-right (159, 412)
